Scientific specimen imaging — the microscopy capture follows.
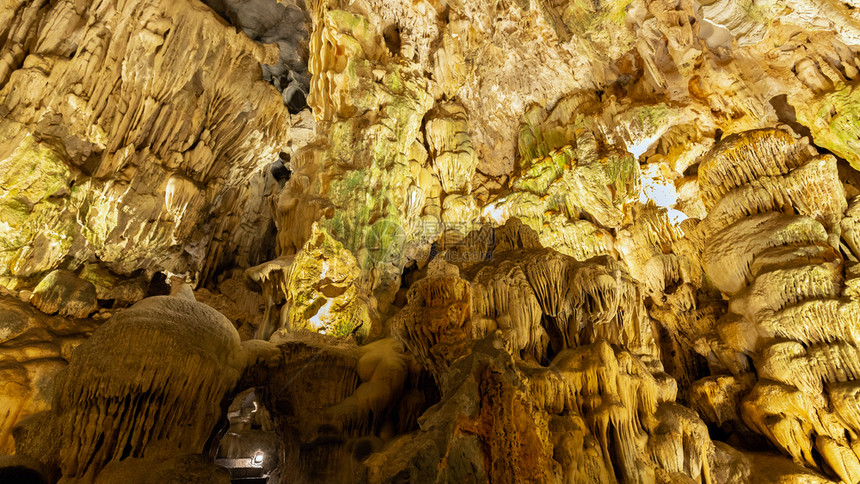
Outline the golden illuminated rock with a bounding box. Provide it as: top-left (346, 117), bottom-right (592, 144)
top-left (286, 224), bottom-right (371, 338)
top-left (4, 0), bottom-right (860, 482)
top-left (0, 0), bottom-right (291, 288)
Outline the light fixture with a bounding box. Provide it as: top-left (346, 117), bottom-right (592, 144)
top-left (253, 452), bottom-right (264, 465)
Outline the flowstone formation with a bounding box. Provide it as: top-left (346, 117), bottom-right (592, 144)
top-left (8, 287), bottom-right (280, 484)
top-left (7, 0), bottom-right (860, 482)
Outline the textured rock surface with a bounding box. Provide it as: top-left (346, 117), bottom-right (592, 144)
top-left (9, 289), bottom-right (279, 483)
top-left (0, 291), bottom-right (96, 456)
top-left (5, 0), bottom-right (860, 482)
top-left (0, 0), bottom-right (293, 289)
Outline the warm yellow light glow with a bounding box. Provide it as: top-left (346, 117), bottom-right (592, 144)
top-left (482, 199), bottom-right (509, 225)
top-left (310, 297), bottom-right (335, 333)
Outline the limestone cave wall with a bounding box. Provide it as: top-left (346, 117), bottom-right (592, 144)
top-left (4, 0), bottom-right (860, 482)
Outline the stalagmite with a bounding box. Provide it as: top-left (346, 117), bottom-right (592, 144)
top-left (48, 293), bottom-right (274, 481)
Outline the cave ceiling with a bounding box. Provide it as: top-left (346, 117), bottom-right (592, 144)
top-left (4, 0), bottom-right (860, 482)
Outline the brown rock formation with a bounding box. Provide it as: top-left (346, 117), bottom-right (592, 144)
top-left (5, 0), bottom-right (860, 482)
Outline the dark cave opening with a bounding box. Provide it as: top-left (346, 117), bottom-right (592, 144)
top-left (215, 389), bottom-right (281, 484)
top-left (202, 0), bottom-right (311, 114)
top-left (769, 94), bottom-right (813, 140)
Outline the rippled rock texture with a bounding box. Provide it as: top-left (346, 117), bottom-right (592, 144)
top-left (5, 0), bottom-right (860, 482)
